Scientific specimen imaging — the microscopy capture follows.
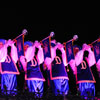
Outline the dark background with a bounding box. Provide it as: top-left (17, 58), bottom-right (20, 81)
top-left (0, 8), bottom-right (100, 97)
top-left (0, 8), bottom-right (99, 47)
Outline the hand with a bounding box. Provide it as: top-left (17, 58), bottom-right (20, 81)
top-left (34, 40), bottom-right (41, 48)
top-left (57, 42), bottom-right (63, 49)
top-left (7, 39), bottom-right (15, 46)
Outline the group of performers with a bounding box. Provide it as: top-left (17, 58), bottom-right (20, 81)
top-left (0, 33), bottom-right (100, 99)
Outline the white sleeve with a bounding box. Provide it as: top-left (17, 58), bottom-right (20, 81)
top-left (37, 46), bottom-right (44, 65)
top-left (75, 50), bottom-right (84, 66)
top-left (69, 59), bottom-right (76, 74)
top-left (25, 46), bottom-right (35, 62)
top-left (44, 57), bottom-right (52, 66)
top-left (20, 55), bottom-right (27, 71)
top-left (11, 44), bottom-right (18, 63)
top-left (0, 45), bottom-right (7, 62)
top-left (88, 51), bottom-right (96, 67)
top-left (51, 47), bottom-right (56, 62)
top-left (61, 48), bottom-right (68, 66)
top-left (96, 59), bottom-right (100, 72)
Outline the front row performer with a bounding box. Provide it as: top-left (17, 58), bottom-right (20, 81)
top-left (20, 40), bottom-right (45, 98)
top-left (0, 39), bottom-right (19, 95)
top-left (0, 37), bottom-right (98, 99)
top-left (44, 40), bottom-right (69, 96)
top-left (75, 43), bottom-right (96, 99)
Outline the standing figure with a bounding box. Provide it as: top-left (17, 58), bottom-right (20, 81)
top-left (20, 40), bottom-right (45, 98)
top-left (44, 40), bottom-right (69, 96)
top-left (67, 45), bottom-right (81, 95)
top-left (75, 43), bottom-right (96, 99)
top-left (97, 59), bottom-right (100, 78)
top-left (91, 44), bottom-right (100, 96)
top-left (0, 39), bottom-right (19, 95)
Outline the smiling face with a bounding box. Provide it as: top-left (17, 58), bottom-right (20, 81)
top-left (0, 42), bottom-right (3, 49)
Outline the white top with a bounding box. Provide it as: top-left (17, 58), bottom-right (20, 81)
top-left (0, 43), bottom-right (18, 63)
top-left (44, 45), bottom-right (67, 70)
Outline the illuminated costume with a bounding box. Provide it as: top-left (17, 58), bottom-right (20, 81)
top-left (0, 39), bottom-right (19, 95)
top-left (20, 41), bottom-right (45, 97)
top-left (45, 41), bottom-right (69, 96)
top-left (67, 45), bottom-right (81, 95)
top-left (75, 43), bottom-right (96, 99)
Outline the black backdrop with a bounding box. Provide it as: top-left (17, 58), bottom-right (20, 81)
top-left (0, 8), bottom-right (99, 47)
top-left (0, 7), bottom-right (100, 99)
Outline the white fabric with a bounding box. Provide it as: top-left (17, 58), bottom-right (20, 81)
top-left (25, 45), bottom-right (35, 62)
top-left (75, 50), bottom-right (84, 66)
top-left (0, 44), bottom-right (8, 62)
top-left (20, 56), bottom-right (27, 71)
top-left (69, 59), bottom-right (76, 74)
top-left (75, 44), bottom-right (96, 67)
top-left (96, 59), bottom-right (100, 72)
top-left (0, 43), bottom-right (18, 63)
top-left (25, 45), bottom-right (44, 65)
top-left (45, 46), bottom-right (67, 70)
top-left (37, 46), bottom-right (44, 65)
top-left (11, 44), bottom-right (18, 63)
top-left (44, 47), bottom-right (56, 69)
top-left (60, 48), bottom-right (67, 66)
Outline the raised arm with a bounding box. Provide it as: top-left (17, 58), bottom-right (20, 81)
top-left (56, 42), bottom-right (67, 66)
top-left (34, 41), bottom-right (44, 65)
top-left (8, 40), bottom-right (18, 63)
top-left (20, 55), bottom-right (27, 72)
top-left (25, 45), bottom-right (35, 62)
top-left (0, 40), bottom-right (9, 62)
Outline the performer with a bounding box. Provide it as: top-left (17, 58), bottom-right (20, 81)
top-left (96, 59), bottom-right (100, 79)
top-left (67, 44), bottom-right (81, 95)
top-left (90, 45), bottom-right (100, 97)
top-left (20, 40), bottom-right (45, 98)
top-left (0, 39), bottom-right (19, 95)
top-left (75, 43), bottom-right (96, 99)
top-left (95, 59), bottom-right (100, 97)
top-left (44, 40), bottom-right (69, 96)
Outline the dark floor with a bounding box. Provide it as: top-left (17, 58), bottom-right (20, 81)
top-left (0, 88), bottom-right (100, 100)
